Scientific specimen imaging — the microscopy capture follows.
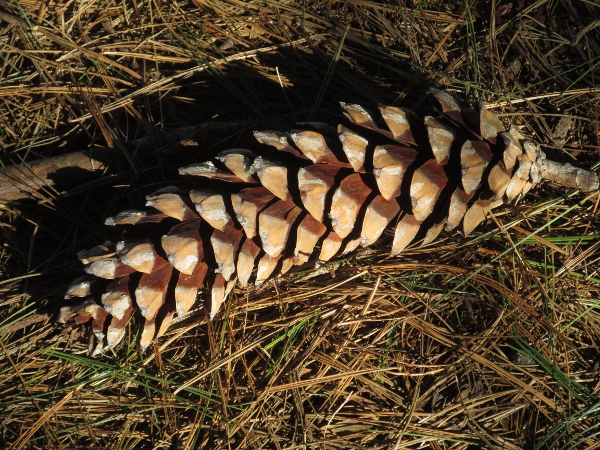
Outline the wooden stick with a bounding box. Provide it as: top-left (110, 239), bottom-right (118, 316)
top-left (0, 148), bottom-right (116, 203)
top-left (536, 159), bottom-right (599, 193)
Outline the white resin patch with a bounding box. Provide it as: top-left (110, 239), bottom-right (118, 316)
top-left (85, 259), bottom-right (116, 278)
top-left (101, 293), bottom-right (131, 320)
top-left (179, 254), bottom-right (198, 272)
top-left (201, 207), bottom-right (229, 223)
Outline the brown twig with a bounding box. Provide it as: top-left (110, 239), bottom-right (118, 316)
top-left (0, 148), bottom-right (116, 203)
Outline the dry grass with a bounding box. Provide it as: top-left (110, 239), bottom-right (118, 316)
top-left (1, 0), bottom-right (600, 448)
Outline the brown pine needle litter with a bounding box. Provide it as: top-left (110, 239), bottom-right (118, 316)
top-left (1, 1), bottom-right (599, 449)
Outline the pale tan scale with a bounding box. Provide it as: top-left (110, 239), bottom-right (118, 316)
top-left (106, 306), bottom-right (134, 349)
top-left (460, 140), bottom-right (492, 195)
top-left (253, 130), bottom-right (305, 158)
top-left (104, 210), bottom-right (146, 226)
top-left (175, 262), bottom-right (208, 318)
top-left (297, 164), bottom-right (339, 221)
top-left (77, 241), bottom-right (116, 264)
top-left (340, 102), bottom-right (378, 128)
top-left (160, 220), bottom-right (204, 275)
top-left (508, 124), bottom-right (526, 141)
top-left (290, 130), bottom-right (338, 164)
top-left (231, 188), bottom-right (274, 238)
top-left (161, 234), bottom-right (200, 275)
top-left (65, 276), bottom-right (95, 298)
top-left (446, 188), bottom-right (471, 232)
top-left (379, 105), bottom-right (413, 143)
top-left (391, 214), bottom-right (421, 256)
top-left (524, 142), bottom-right (544, 185)
top-left (135, 285), bottom-right (163, 322)
top-left (237, 239), bottom-right (261, 287)
top-left (179, 160), bottom-right (249, 183)
top-left (293, 215), bottom-right (327, 265)
top-left (505, 176), bottom-right (528, 202)
top-left (139, 319), bottom-right (156, 352)
top-left (338, 125), bottom-right (367, 172)
top-left (105, 210), bottom-right (168, 226)
top-left (523, 141), bottom-right (539, 162)
top-left (210, 226), bottom-right (243, 281)
top-left (329, 173), bottom-right (372, 239)
top-left (429, 89), bottom-right (461, 113)
top-left (342, 237), bottom-right (361, 255)
top-left (500, 132), bottom-right (522, 171)
top-left (101, 290), bottom-right (131, 321)
top-left (463, 200), bottom-right (490, 236)
top-left (146, 187), bottom-right (197, 221)
top-left (490, 197), bottom-right (504, 209)
top-left (479, 102), bottom-right (505, 142)
top-left (117, 240), bottom-right (160, 274)
top-left (504, 153), bottom-right (534, 202)
top-left (410, 160), bottom-right (448, 222)
top-left (251, 157), bottom-right (291, 201)
top-left (319, 231), bottom-right (343, 262)
top-left (429, 89), bottom-right (466, 128)
top-left (373, 145), bottom-right (417, 200)
top-left (253, 130), bottom-right (290, 150)
top-left (422, 220), bottom-right (445, 246)
top-left (424, 116), bottom-right (455, 165)
top-left (65, 303), bottom-right (96, 326)
top-left (174, 284), bottom-right (199, 319)
top-left (207, 275), bottom-right (236, 319)
top-left (216, 149), bottom-right (256, 182)
top-left (207, 275), bottom-right (225, 319)
top-left (360, 195), bottom-right (400, 247)
top-left (190, 190), bottom-right (231, 231)
top-left (86, 302), bottom-right (110, 356)
top-left (134, 263), bottom-right (172, 321)
top-left (488, 161), bottom-right (511, 200)
top-left (156, 311), bottom-right (175, 340)
top-left (255, 253), bottom-right (281, 285)
top-left (521, 181), bottom-right (534, 196)
top-left (258, 200), bottom-right (302, 257)
top-left (280, 257), bottom-right (295, 276)
top-left (515, 153), bottom-right (533, 176)
top-left (84, 258), bottom-right (134, 279)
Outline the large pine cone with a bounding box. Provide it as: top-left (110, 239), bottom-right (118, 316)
top-left (58, 89), bottom-right (600, 355)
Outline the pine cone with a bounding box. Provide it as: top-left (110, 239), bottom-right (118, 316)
top-left (58, 89), bottom-right (600, 355)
